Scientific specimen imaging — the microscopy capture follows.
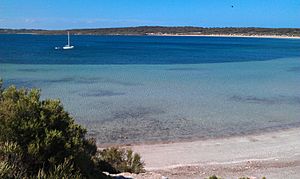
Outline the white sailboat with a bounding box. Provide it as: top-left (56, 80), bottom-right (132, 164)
top-left (63, 31), bottom-right (74, 50)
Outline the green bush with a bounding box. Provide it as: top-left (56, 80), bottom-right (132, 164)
top-left (0, 142), bottom-right (26, 178)
top-left (208, 175), bottom-right (221, 179)
top-left (95, 147), bottom-right (145, 174)
top-left (0, 80), bottom-right (109, 178)
top-left (35, 158), bottom-right (82, 179)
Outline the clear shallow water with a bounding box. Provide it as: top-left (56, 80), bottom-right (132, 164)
top-left (0, 35), bottom-right (300, 145)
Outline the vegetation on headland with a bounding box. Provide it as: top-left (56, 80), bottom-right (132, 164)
top-left (1, 26), bottom-right (300, 37)
top-left (0, 79), bottom-right (144, 178)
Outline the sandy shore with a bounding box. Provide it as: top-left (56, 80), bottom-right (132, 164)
top-left (129, 128), bottom-right (300, 178)
top-left (148, 33), bottom-right (300, 39)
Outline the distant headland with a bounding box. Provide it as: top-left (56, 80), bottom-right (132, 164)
top-left (1, 26), bottom-right (300, 38)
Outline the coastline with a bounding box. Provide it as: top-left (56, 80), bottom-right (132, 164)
top-left (2, 32), bottom-right (300, 39)
top-left (128, 128), bottom-right (300, 178)
top-left (148, 33), bottom-right (300, 39)
top-left (96, 121), bottom-right (300, 148)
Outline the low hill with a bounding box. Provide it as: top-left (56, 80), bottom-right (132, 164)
top-left (1, 26), bottom-right (300, 37)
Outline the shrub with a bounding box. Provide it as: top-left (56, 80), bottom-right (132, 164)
top-left (35, 158), bottom-right (82, 179)
top-left (95, 147), bottom-right (145, 174)
top-left (208, 175), bottom-right (221, 179)
top-left (0, 80), bottom-right (109, 178)
top-left (0, 141), bottom-right (26, 178)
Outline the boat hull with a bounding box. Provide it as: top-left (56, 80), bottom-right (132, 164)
top-left (63, 46), bottom-right (74, 50)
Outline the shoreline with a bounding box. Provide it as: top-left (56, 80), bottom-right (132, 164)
top-left (96, 121), bottom-right (300, 147)
top-left (2, 33), bottom-right (300, 39)
top-left (128, 127), bottom-right (300, 178)
top-left (148, 33), bottom-right (300, 39)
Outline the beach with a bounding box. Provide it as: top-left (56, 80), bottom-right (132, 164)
top-left (129, 128), bottom-right (300, 178)
top-left (149, 33), bottom-right (300, 39)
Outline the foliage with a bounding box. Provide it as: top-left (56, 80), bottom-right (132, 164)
top-left (208, 175), bottom-right (221, 179)
top-left (0, 142), bottom-right (26, 178)
top-left (95, 147), bottom-right (145, 174)
top-left (35, 158), bottom-right (82, 179)
top-left (0, 81), bottom-right (109, 178)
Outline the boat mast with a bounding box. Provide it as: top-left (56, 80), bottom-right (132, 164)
top-left (67, 31), bottom-right (70, 46)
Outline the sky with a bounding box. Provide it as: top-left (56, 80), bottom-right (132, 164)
top-left (1, 0), bottom-right (300, 29)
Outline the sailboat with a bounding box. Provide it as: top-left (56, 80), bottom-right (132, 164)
top-left (63, 31), bottom-right (74, 50)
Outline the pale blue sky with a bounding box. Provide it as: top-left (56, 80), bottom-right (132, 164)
top-left (1, 0), bottom-right (299, 29)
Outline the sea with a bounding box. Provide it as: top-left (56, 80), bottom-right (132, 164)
top-left (1, 34), bottom-right (300, 145)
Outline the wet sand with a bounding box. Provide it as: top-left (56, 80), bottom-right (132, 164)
top-left (131, 128), bottom-right (300, 178)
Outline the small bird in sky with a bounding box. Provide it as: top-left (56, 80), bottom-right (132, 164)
top-left (231, 5), bottom-right (234, 8)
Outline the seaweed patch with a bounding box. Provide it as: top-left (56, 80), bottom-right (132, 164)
top-left (288, 66), bottom-right (300, 72)
top-left (166, 67), bottom-right (207, 72)
top-left (79, 90), bottom-right (125, 97)
top-left (230, 95), bottom-right (300, 105)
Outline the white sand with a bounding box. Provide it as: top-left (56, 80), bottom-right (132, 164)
top-left (131, 128), bottom-right (300, 178)
top-left (149, 33), bottom-right (300, 39)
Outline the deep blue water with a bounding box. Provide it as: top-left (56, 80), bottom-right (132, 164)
top-left (1, 34), bottom-right (300, 64)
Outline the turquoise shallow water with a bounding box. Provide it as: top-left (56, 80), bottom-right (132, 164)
top-left (1, 57), bottom-right (300, 144)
